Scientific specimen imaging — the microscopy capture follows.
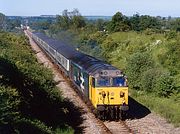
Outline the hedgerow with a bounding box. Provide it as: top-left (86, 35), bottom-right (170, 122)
top-left (0, 32), bottom-right (75, 133)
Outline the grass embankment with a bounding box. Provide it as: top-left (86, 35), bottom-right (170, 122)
top-left (109, 32), bottom-right (180, 127)
top-left (0, 32), bottom-right (78, 133)
top-left (130, 90), bottom-right (180, 127)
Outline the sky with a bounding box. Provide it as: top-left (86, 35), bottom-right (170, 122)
top-left (0, 0), bottom-right (180, 17)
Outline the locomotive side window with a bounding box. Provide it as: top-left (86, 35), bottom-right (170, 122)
top-left (92, 78), bottom-right (95, 88)
top-left (112, 77), bottom-right (126, 87)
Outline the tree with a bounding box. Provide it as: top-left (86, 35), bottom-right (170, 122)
top-left (95, 19), bottom-right (105, 31)
top-left (129, 13), bottom-right (140, 31)
top-left (139, 15), bottom-right (161, 31)
top-left (0, 13), bottom-right (6, 30)
top-left (56, 10), bottom-right (70, 30)
top-left (107, 12), bottom-right (130, 32)
top-left (72, 15), bottom-right (86, 29)
top-left (170, 18), bottom-right (180, 32)
top-left (56, 9), bottom-right (86, 30)
top-left (6, 18), bottom-right (22, 31)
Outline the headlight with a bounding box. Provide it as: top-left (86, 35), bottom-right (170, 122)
top-left (120, 91), bottom-right (125, 98)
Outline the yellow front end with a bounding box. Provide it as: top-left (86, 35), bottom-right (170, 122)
top-left (91, 87), bottom-right (128, 108)
top-left (89, 76), bottom-right (128, 109)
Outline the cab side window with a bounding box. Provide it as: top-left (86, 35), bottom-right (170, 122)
top-left (92, 78), bottom-right (95, 88)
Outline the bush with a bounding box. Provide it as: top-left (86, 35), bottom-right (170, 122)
top-left (131, 91), bottom-right (180, 127)
top-left (141, 69), bottom-right (162, 92)
top-left (0, 32), bottom-right (76, 133)
top-left (155, 73), bottom-right (176, 97)
top-left (126, 52), bottom-right (154, 89)
top-left (0, 86), bottom-right (20, 133)
top-left (165, 31), bottom-right (177, 40)
top-left (15, 118), bottom-right (53, 134)
top-left (141, 69), bottom-right (176, 98)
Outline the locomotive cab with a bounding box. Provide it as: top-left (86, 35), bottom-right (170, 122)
top-left (89, 69), bottom-right (129, 119)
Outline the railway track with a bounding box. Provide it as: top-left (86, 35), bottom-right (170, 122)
top-left (25, 31), bottom-right (134, 134)
top-left (104, 121), bottom-right (134, 134)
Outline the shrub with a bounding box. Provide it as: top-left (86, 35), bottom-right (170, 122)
top-left (155, 73), bottom-right (176, 97)
top-left (165, 31), bottom-right (177, 40)
top-left (0, 86), bottom-right (20, 133)
top-left (0, 32), bottom-right (75, 133)
top-left (126, 52), bottom-right (154, 89)
top-left (141, 69), bottom-right (162, 92)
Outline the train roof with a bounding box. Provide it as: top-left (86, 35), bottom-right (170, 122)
top-left (33, 32), bottom-right (85, 59)
top-left (73, 55), bottom-right (119, 77)
top-left (32, 32), bottom-right (122, 77)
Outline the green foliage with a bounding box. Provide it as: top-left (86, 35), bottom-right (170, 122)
top-left (101, 36), bottom-right (118, 59)
top-left (6, 18), bottom-right (21, 31)
top-left (129, 13), bottom-right (140, 31)
top-left (108, 31), bottom-right (179, 98)
top-left (165, 31), bottom-right (177, 40)
top-left (141, 69), bottom-right (176, 97)
top-left (54, 125), bottom-right (74, 134)
top-left (0, 12), bottom-right (6, 30)
top-left (0, 86), bottom-right (20, 125)
top-left (157, 40), bottom-right (180, 75)
top-left (95, 19), bottom-right (106, 31)
top-left (44, 10), bottom-right (180, 126)
top-left (141, 69), bottom-right (162, 92)
top-left (16, 118), bottom-right (53, 134)
top-left (131, 90), bottom-right (180, 127)
top-left (155, 73), bottom-right (176, 97)
top-left (170, 18), bottom-right (180, 32)
top-left (139, 15), bottom-right (161, 31)
top-left (103, 12), bottom-right (162, 32)
top-left (31, 21), bottom-right (51, 30)
top-left (56, 9), bottom-right (86, 31)
top-left (0, 32), bottom-right (76, 133)
top-left (126, 52), bottom-right (154, 89)
top-left (56, 15), bottom-right (70, 30)
top-left (72, 15), bottom-right (86, 29)
top-left (107, 12), bottom-right (130, 32)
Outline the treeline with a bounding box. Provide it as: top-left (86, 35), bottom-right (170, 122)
top-left (1, 10), bottom-right (180, 33)
top-left (0, 13), bottom-right (22, 32)
top-left (0, 13), bottom-right (55, 33)
top-left (46, 10), bottom-right (180, 33)
top-left (0, 31), bottom-right (84, 133)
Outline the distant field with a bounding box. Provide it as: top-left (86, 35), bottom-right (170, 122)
top-left (84, 16), bottom-right (112, 20)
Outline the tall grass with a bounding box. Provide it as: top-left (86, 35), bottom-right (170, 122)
top-left (130, 89), bottom-right (180, 127)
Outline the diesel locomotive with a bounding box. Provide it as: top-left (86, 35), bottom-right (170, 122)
top-left (26, 30), bottom-right (129, 119)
